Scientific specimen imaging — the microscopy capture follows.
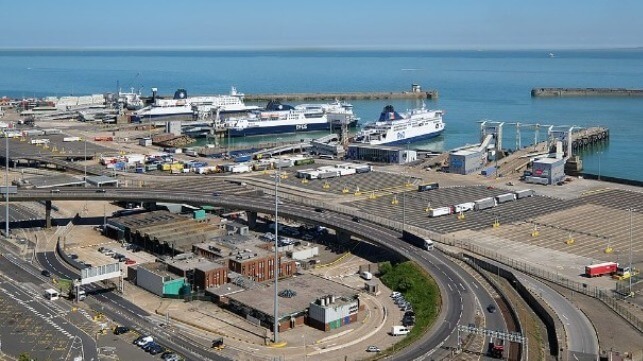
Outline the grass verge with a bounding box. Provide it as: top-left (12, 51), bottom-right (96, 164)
top-left (376, 260), bottom-right (442, 356)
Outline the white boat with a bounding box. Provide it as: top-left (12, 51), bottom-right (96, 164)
top-left (294, 100), bottom-right (360, 127)
top-left (131, 87), bottom-right (258, 122)
top-left (224, 101), bottom-right (329, 137)
top-left (352, 104), bottom-right (444, 146)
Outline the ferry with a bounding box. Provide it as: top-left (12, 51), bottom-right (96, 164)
top-left (352, 104), bottom-right (444, 146)
top-left (294, 100), bottom-right (360, 128)
top-left (131, 87), bottom-right (258, 122)
top-left (224, 101), bottom-right (329, 137)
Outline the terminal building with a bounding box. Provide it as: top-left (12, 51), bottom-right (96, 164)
top-left (225, 274), bottom-right (362, 333)
top-left (346, 144), bottom-right (417, 164)
top-left (525, 157), bottom-right (566, 185)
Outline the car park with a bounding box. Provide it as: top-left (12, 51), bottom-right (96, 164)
top-left (366, 345), bottom-right (381, 353)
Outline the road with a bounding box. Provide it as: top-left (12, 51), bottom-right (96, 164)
top-left (0, 254), bottom-right (98, 361)
top-left (12, 188), bottom-right (511, 360)
top-left (482, 258), bottom-right (599, 361)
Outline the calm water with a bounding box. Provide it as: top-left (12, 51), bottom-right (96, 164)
top-left (1, 49), bottom-right (642, 180)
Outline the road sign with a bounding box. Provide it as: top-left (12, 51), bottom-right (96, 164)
top-left (0, 186), bottom-right (17, 194)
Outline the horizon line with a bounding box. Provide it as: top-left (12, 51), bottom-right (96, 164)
top-left (0, 45), bottom-right (642, 52)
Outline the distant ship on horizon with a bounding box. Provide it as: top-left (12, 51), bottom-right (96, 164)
top-left (549, 52), bottom-right (556, 58)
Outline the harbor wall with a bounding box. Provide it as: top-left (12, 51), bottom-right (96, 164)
top-left (244, 90), bottom-right (438, 102)
top-left (580, 173), bottom-right (643, 188)
top-left (531, 88), bottom-right (643, 97)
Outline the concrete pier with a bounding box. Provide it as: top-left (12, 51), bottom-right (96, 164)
top-left (531, 87), bottom-right (643, 97)
top-left (244, 90), bottom-right (438, 102)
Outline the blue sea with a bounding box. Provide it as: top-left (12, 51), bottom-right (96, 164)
top-left (1, 49), bottom-right (642, 180)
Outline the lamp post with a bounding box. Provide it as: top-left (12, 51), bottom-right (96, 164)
top-left (5, 133), bottom-right (9, 237)
top-left (84, 137), bottom-right (87, 187)
top-left (273, 166), bottom-right (280, 343)
top-left (629, 208), bottom-right (634, 297)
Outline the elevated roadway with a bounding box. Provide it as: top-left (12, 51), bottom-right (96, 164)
top-left (7, 188), bottom-right (552, 360)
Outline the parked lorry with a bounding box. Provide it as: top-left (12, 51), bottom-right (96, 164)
top-left (428, 206), bottom-right (452, 218)
top-left (402, 230), bottom-right (434, 251)
top-left (585, 262), bottom-right (618, 277)
top-left (514, 189), bottom-right (535, 199)
top-left (474, 197), bottom-right (497, 211)
top-left (495, 193), bottom-right (517, 204)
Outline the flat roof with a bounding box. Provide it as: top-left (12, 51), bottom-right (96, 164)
top-left (228, 274), bottom-right (358, 319)
top-left (23, 174), bottom-right (85, 188)
top-left (167, 257), bottom-right (221, 272)
top-left (139, 262), bottom-right (183, 280)
top-left (534, 157), bottom-right (564, 164)
top-left (85, 175), bottom-right (118, 185)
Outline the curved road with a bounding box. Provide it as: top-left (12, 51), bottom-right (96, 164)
top-left (14, 188), bottom-right (523, 360)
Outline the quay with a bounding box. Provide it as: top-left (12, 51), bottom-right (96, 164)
top-left (244, 90), bottom-right (438, 102)
top-left (531, 87), bottom-right (643, 97)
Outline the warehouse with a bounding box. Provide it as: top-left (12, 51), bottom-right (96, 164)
top-left (346, 144), bottom-right (416, 164)
top-left (526, 157), bottom-right (566, 185)
top-left (134, 262), bottom-right (189, 297)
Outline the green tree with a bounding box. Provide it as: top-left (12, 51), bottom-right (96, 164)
top-left (379, 261), bottom-right (393, 276)
top-left (18, 353), bottom-right (33, 361)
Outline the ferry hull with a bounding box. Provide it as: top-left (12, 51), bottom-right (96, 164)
top-left (359, 129), bottom-right (444, 146)
top-left (227, 119), bottom-right (358, 137)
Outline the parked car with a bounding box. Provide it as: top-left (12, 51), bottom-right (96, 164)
top-left (135, 336), bottom-right (153, 347)
top-left (366, 345), bottom-right (381, 353)
top-left (487, 304), bottom-right (497, 313)
top-left (113, 326), bottom-right (130, 335)
top-left (390, 291), bottom-right (402, 298)
top-left (41, 270), bottom-right (51, 277)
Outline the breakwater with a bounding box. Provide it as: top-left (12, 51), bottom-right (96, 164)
top-left (531, 88), bottom-right (643, 97)
top-left (244, 90), bottom-right (438, 102)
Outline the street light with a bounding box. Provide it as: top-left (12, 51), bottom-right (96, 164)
top-left (5, 133), bottom-right (9, 237)
top-left (84, 137), bottom-right (87, 187)
top-left (273, 166), bottom-right (280, 344)
top-left (628, 208), bottom-right (634, 297)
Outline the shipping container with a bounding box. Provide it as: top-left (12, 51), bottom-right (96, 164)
top-left (514, 189), bottom-right (535, 199)
top-left (585, 262), bottom-right (618, 277)
top-left (184, 150), bottom-right (199, 157)
top-left (417, 183), bottom-right (439, 192)
top-left (474, 197), bottom-right (497, 211)
top-left (231, 164), bottom-right (251, 173)
top-left (294, 158), bottom-right (315, 166)
top-left (428, 207), bottom-right (452, 218)
top-left (145, 164), bottom-right (158, 171)
top-left (63, 136), bottom-right (82, 142)
top-left (318, 171), bottom-right (339, 179)
top-left (495, 193), bottom-right (516, 204)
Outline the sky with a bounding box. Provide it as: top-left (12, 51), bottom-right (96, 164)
top-left (1, 0), bottom-right (641, 50)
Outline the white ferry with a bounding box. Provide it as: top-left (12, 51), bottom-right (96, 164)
top-left (294, 100), bottom-right (360, 127)
top-left (131, 87), bottom-right (258, 122)
top-left (224, 101), bottom-right (329, 137)
top-left (352, 104), bottom-right (444, 146)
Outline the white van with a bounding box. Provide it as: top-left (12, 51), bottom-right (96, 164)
top-left (360, 271), bottom-right (373, 280)
top-left (390, 326), bottom-right (411, 336)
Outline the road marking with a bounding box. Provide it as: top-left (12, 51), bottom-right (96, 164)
top-left (459, 283), bottom-right (465, 290)
top-left (447, 284), bottom-right (453, 291)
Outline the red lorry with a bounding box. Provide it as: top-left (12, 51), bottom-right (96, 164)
top-left (585, 262), bottom-right (618, 277)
